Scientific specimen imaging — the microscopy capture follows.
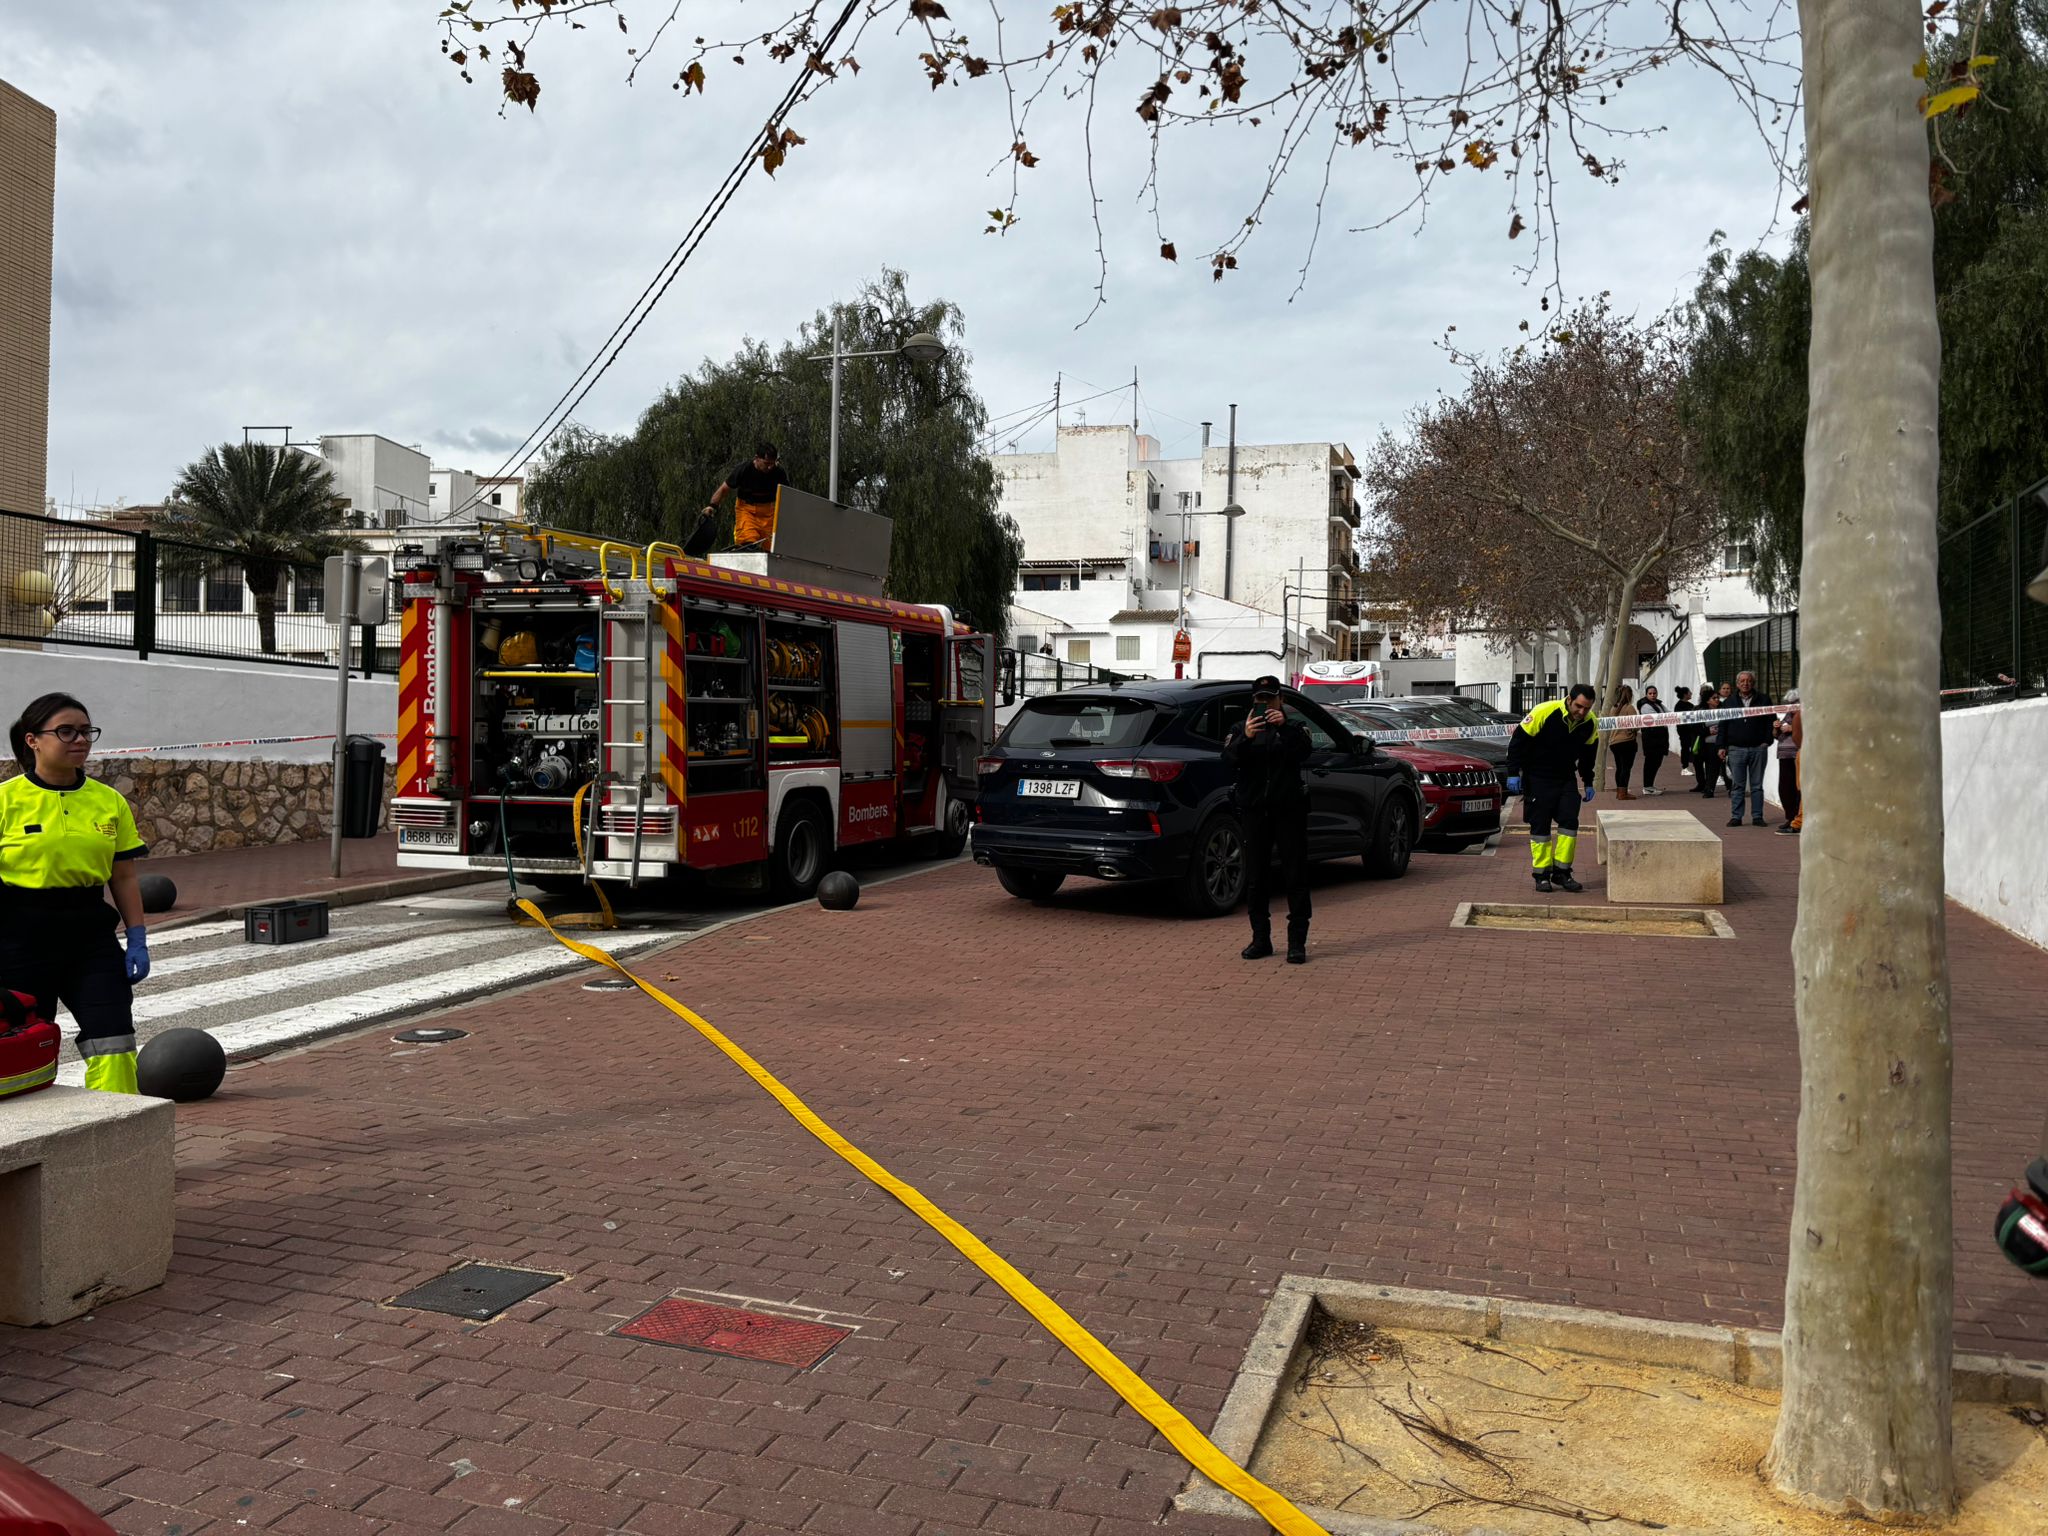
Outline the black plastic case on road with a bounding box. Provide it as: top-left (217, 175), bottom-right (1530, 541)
top-left (243, 899), bottom-right (331, 945)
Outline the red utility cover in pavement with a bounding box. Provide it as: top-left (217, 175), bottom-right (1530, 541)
top-left (615, 1298), bottom-right (850, 1369)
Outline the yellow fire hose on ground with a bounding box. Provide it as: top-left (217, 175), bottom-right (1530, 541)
top-left (514, 896), bottom-right (1328, 1536)
top-left (501, 783), bottom-right (618, 931)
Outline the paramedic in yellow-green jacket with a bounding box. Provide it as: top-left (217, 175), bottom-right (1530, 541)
top-left (1503, 685), bottom-right (1601, 895)
top-left (1, 693), bottom-right (150, 1092)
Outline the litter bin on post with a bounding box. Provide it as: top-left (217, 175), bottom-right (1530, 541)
top-left (341, 735), bottom-right (386, 838)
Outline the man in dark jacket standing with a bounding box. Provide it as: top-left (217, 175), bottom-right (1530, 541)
top-left (1716, 669), bottom-right (1775, 827)
top-left (1223, 677), bottom-right (1312, 963)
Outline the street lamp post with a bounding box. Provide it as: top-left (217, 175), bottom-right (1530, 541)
top-left (1175, 500), bottom-right (1246, 678)
top-left (809, 309), bottom-right (948, 505)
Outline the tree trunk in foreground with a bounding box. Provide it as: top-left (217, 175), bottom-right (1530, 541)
top-left (1767, 0), bottom-right (1954, 1517)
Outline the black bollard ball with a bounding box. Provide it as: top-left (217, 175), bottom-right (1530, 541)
top-left (137, 1027), bottom-right (227, 1103)
top-left (817, 870), bottom-right (860, 911)
top-left (138, 873), bottom-right (178, 913)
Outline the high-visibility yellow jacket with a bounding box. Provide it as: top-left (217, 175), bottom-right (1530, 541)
top-left (0, 770), bottom-right (146, 899)
top-left (1505, 699), bottom-right (1598, 784)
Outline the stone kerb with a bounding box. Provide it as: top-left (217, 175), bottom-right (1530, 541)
top-left (1179, 1278), bottom-right (2048, 1536)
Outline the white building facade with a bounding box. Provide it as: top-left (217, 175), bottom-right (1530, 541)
top-left (1008, 585), bottom-right (1315, 682)
top-left (1452, 539), bottom-right (1779, 710)
top-left (993, 424), bottom-right (1374, 677)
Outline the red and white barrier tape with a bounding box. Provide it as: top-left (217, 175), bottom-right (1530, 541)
top-left (94, 732), bottom-right (399, 757)
top-left (1348, 701), bottom-right (1798, 746)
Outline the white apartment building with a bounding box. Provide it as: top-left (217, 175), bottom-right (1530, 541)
top-left (322, 437), bottom-right (523, 529)
top-left (320, 434), bottom-right (430, 528)
top-left (1010, 585), bottom-right (1322, 682)
top-left (992, 424), bottom-right (1372, 674)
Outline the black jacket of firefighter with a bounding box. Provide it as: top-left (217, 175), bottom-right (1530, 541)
top-left (1505, 698), bottom-right (1599, 787)
top-left (1224, 717), bottom-right (1312, 811)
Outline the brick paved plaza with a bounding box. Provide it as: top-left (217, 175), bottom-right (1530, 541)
top-left (5, 799), bottom-right (2046, 1536)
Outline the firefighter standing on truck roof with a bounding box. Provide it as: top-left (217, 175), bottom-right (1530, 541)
top-left (1504, 684), bottom-right (1600, 894)
top-left (694, 441), bottom-right (790, 555)
top-left (1, 693), bottom-right (150, 1093)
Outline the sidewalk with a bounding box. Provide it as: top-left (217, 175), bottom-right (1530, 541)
top-left (144, 834), bottom-right (477, 924)
top-left (4, 801), bottom-right (2044, 1536)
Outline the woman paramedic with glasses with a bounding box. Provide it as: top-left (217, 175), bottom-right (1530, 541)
top-left (1, 692), bottom-right (150, 1092)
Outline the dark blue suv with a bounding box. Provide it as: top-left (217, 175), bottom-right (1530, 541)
top-left (970, 680), bottom-right (1425, 915)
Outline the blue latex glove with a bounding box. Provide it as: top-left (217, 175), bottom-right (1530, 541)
top-left (1582, 785), bottom-right (1597, 803)
top-left (1505, 776), bottom-right (1522, 795)
top-left (124, 928), bottom-right (150, 984)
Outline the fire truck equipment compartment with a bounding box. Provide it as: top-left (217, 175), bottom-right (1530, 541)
top-left (244, 899), bottom-right (331, 945)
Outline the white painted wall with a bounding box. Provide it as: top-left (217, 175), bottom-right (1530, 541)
top-left (4, 647), bottom-right (397, 762)
top-left (320, 434), bottom-right (431, 528)
top-left (1939, 695), bottom-right (2048, 948)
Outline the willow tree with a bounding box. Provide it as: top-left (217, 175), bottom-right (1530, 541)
top-left (443, 0), bottom-right (1973, 1517)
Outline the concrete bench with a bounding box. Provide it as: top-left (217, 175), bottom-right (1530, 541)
top-left (1, 1087), bottom-right (174, 1327)
top-left (1595, 810), bottom-right (1724, 905)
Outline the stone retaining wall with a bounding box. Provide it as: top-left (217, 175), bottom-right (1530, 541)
top-left (0, 758), bottom-right (393, 857)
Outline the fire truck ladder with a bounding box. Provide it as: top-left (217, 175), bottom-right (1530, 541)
top-left (599, 592), bottom-right (660, 889)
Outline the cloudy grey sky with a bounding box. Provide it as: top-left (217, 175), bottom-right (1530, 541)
top-left (8, 0), bottom-right (1797, 508)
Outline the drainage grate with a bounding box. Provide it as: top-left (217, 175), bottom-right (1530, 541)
top-left (615, 1297), bottom-right (852, 1368)
top-left (391, 1263), bottom-right (562, 1319)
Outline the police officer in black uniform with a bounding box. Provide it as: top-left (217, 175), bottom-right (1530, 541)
top-left (1223, 677), bottom-right (1312, 963)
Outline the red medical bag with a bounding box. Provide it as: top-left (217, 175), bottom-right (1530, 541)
top-left (0, 988), bottom-right (60, 1099)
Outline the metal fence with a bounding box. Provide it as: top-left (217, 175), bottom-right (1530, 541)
top-left (1937, 477), bottom-right (2048, 705)
top-left (1, 507), bottom-right (388, 672)
top-left (1702, 611), bottom-right (1800, 702)
top-left (1510, 680), bottom-right (1565, 715)
top-left (996, 648), bottom-right (1131, 705)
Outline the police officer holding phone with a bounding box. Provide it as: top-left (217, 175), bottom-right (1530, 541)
top-left (1223, 676), bottom-right (1312, 964)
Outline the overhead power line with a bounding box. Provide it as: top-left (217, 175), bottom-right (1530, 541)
top-left (448, 0), bottom-right (865, 520)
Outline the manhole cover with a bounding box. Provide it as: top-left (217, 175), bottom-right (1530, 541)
top-left (615, 1297), bottom-right (852, 1369)
top-left (583, 976), bottom-right (636, 991)
top-left (391, 1264), bottom-right (562, 1320)
top-left (393, 1027), bottom-right (469, 1043)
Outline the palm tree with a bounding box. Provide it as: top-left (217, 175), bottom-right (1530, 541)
top-left (161, 442), bottom-right (348, 654)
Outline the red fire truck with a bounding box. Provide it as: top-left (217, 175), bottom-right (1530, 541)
top-left (387, 521), bottom-right (994, 898)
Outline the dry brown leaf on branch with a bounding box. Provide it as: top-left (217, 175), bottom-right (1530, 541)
top-left (1160, 241), bottom-right (1177, 261)
top-left (502, 67), bottom-right (541, 110)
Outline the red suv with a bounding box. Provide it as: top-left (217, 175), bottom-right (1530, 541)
top-left (1333, 707), bottom-right (1502, 851)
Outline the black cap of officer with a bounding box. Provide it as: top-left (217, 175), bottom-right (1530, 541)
top-left (1252, 674), bottom-right (1282, 693)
